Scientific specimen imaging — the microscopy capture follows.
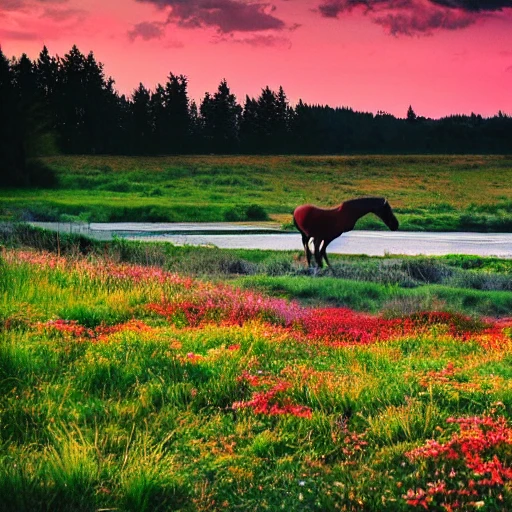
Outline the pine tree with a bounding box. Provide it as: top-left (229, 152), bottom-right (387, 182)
top-left (131, 83), bottom-right (152, 154)
top-left (35, 46), bottom-right (59, 99)
top-left (164, 73), bottom-right (190, 153)
top-left (407, 105), bottom-right (417, 122)
top-left (150, 84), bottom-right (166, 153)
top-left (0, 47), bottom-right (23, 184)
top-left (240, 95), bottom-right (259, 152)
top-left (200, 79), bottom-right (241, 153)
top-left (275, 86), bottom-right (291, 152)
top-left (188, 100), bottom-right (200, 148)
top-left (56, 45), bottom-right (122, 153)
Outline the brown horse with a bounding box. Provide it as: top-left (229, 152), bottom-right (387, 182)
top-left (293, 197), bottom-right (399, 268)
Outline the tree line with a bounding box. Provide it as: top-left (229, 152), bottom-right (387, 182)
top-left (1, 44), bottom-right (512, 186)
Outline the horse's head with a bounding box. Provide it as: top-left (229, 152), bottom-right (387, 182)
top-left (376, 198), bottom-right (399, 231)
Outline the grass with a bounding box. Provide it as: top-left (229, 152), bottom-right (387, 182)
top-left (1, 229), bottom-right (512, 510)
top-left (2, 223), bottom-right (511, 318)
top-left (1, 154), bottom-right (512, 231)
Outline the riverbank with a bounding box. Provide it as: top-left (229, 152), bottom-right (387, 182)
top-left (27, 221), bottom-right (512, 258)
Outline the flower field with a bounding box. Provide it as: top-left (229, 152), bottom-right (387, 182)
top-left (1, 249), bottom-right (512, 511)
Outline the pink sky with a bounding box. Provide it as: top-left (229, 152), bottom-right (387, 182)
top-left (1, 0), bottom-right (511, 118)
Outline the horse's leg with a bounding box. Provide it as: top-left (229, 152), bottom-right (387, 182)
top-left (321, 240), bottom-right (332, 267)
top-left (313, 239), bottom-right (324, 268)
top-left (301, 233), bottom-right (312, 266)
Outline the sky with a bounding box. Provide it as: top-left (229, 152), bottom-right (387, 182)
top-left (1, 0), bottom-right (511, 118)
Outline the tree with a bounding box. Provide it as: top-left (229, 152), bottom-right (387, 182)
top-left (0, 47), bottom-right (24, 185)
top-left (55, 45), bottom-right (122, 153)
top-left (200, 79), bottom-right (241, 153)
top-left (164, 73), bottom-right (190, 153)
top-left (275, 86), bottom-right (292, 152)
top-left (407, 105), bottom-right (417, 122)
top-left (131, 83), bottom-right (152, 154)
top-left (188, 100), bottom-right (201, 147)
top-left (252, 86), bottom-right (291, 152)
top-left (240, 95), bottom-right (259, 152)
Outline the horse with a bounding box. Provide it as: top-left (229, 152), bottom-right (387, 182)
top-left (293, 197), bottom-right (399, 268)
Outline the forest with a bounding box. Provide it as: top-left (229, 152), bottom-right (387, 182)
top-left (1, 44), bottom-right (512, 186)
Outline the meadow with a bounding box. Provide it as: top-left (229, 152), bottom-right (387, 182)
top-left (2, 154), bottom-right (512, 231)
top-left (1, 227), bottom-right (512, 510)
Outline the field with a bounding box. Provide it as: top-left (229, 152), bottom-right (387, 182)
top-left (1, 229), bottom-right (512, 511)
top-left (2, 154), bottom-right (512, 231)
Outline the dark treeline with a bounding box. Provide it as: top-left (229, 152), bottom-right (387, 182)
top-left (1, 45), bottom-right (512, 185)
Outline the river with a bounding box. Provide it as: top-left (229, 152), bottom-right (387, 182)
top-left (29, 222), bottom-right (512, 258)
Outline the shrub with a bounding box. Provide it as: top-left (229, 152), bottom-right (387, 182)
top-left (223, 204), bottom-right (268, 222)
top-left (402, 258), bottom-right (454, 284)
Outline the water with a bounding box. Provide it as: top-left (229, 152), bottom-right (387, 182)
top-left (30, 222), bottom-right (512, 258)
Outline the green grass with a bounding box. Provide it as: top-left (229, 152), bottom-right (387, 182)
top-left (234, 276), bottom-right (512, 316)
top-left (2, 224), bottom-right (511, 318)
top-left (1, 247), bottom-right (512, 511)
top-left (1, 154), bottom-right (512, 231)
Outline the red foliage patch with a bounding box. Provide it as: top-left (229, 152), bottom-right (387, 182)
top-left (404, 416), bottom-right (512, 510)
top-left (42, 318), bottom-right (153, 341)
top-left (297, 309), bottom-right (511, 348)
top-left (232, 371), bottom-right (312, 419)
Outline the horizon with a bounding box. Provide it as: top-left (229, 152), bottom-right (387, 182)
top-left (1, 0), bottom-right (511, 119)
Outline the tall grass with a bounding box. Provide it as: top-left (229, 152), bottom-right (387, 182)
top-left (1, 248), bottom-right (512, 510)
top-left (2, 224), bottom-right (511, 318)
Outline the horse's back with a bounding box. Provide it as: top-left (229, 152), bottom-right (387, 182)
top-left (293, 204), bottom-right (341, 238)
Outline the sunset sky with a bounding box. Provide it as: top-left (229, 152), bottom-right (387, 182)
top-left (1, 0), bottom-right (511, 118)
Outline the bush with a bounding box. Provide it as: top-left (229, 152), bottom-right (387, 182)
top-left (245, 204), bottom-right (268, 221)
top-left (223, 204), bottom-right (268, 222)
top-left (402, 258), bottom-right (454, 284)
top-left (25, 159), bottom-right (57, 188)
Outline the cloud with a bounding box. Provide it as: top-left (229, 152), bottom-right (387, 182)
top-left (216, 32), bottom-right (292, 47)
top-left (430, 0), bottom-right (512, 12)
top-left (0, 28), bottom-right (40, 40)
top-left (1, 0), bottom-right (68, 10)
top-left (374, 3), bottom-right (476, 34)
top-left (41, 7), bottom-right (87, 22)
top-left (135, 0), bottom-right (286, 33)
top-left (316, 0), bottom-right (511, 34)
top-left (128, 21), bottom-right (165, 41)
top-left (0, 0), bottom-right (89, 41)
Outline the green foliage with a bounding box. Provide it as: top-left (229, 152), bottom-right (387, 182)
top-left (2, 154), bottom-right (512, 230)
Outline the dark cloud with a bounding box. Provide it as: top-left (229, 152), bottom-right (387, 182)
top-left (136, 0), bottom-right (286, 33)
top-left (375, 4), bottom-right (475, 34)
top-left (430, 0), bottom-right (512, 12)
top-left (316, 0), bottom-right (511, 34)
top-left (128, 21), bottom-right (165, 41)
